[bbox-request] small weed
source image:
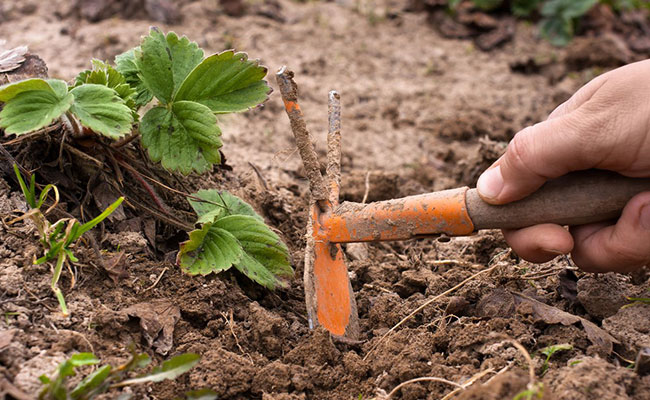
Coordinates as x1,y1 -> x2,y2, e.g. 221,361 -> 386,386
11,164 -> 122,316
38,350 -> 212,400
539,343 -> 573,376
513,382 -> 544,400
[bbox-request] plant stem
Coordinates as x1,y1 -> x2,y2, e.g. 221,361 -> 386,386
51,251 -> 69,317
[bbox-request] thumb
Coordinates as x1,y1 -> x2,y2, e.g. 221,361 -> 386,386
570,192 -> 650,273
477,112 -> 597,204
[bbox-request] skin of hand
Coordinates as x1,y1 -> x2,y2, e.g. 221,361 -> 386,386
476,59 -> 650,273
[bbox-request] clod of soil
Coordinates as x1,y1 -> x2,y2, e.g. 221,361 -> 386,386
577,273 -> 627,319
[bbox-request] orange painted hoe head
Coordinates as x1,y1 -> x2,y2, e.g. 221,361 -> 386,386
276,67 -> 650,340
276,67 -> 474,339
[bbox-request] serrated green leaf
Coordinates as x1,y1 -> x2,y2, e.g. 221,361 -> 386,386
539,16 -> 573,46
135,28 -> 204,104
542,0 -> 597,19
215,215 -> 292,288
115,48 -> 154,108
140,101 -> 222,174
0,80 -> 73,135
75,59 -> 138,111
70,364 -> 111,398
174,50 -> 270,113
189,189 -> 262,224
47,79 -> 69,99
118,353 -> 200,386
69,84 -> 133,139
0,78 -> 53,102
178,222 -> 244,275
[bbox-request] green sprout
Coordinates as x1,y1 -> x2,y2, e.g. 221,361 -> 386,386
11,164 -> 122,316
38,350 -> 211,400
539,343 -> 573,376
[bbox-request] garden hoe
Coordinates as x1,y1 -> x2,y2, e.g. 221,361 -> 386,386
276,67 -> 650,340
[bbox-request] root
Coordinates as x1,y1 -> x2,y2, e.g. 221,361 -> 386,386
364,251 -> 510,361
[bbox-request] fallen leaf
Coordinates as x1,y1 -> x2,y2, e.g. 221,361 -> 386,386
103,250 -> 129,284
123,299 -> 180,355
0,377 -> 32,400
512,292 -> 618,354
0,329 -> 16,350
0,41 -> 28,73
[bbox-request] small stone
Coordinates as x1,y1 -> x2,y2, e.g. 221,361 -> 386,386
346,243 -> 368,261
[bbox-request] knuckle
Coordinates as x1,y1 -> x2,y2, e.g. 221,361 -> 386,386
505,128 -> 538,176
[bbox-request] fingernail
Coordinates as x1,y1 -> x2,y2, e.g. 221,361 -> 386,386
640,203 -> 650,230
477,165 -> 504,200
541,248 -> 567,256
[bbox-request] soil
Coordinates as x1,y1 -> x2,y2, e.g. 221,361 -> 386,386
1,1 -> 650,399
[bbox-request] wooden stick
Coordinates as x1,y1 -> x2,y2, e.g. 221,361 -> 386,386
275,66 -> 329,203
327,90 -> 341,206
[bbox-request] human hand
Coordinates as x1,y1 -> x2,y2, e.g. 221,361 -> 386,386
476,59 -> 650,273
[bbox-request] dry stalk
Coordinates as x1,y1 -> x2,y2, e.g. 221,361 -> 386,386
362,170 -> 371,204
275,66 -> 329,204
327,90 -> 342,205
363,262 -> 500,361
142,267 -> 168,293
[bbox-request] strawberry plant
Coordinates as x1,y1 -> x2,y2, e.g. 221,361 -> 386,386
38,351 -> 212,400
450,0 -> 648,46
0,28 -> 293,291
179,190 -> 293,289
11,165 -> 123,316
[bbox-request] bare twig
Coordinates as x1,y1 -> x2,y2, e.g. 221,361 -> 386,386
2,123 -> 61,146
327,90 -> 342,205
364,263 -> 500,361
275,66 -> 329,204
362,170 -> 371,204
221,310 -> 253,363
439,367 -> 496,400
385,377 -> 463,399
111,131 -> 140,148
142,267 -> 168,293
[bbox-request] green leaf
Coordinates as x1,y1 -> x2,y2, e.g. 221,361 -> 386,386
539,16 -> 573,46
174,50 -> 271,113
0,79 -> 73,135
117,353 -> 200,386
511,0 -> 542,16
0,78 -> 54,102
69,84 -> 133,139
140,101 -> 222,174
178,222 -> 244,275
115,49 -> 154,108
135,28 -> 204,104
70,364 -> 111,398
215,215 -> 292,288
75,59 -> 138,118
472,0 -> 503,11
188,189 -> 262,224
65,197 -> 124,245
47,79 -> 69,99
542,0 -> 597,19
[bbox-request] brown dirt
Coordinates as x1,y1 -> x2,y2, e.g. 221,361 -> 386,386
1,1 -> 649,399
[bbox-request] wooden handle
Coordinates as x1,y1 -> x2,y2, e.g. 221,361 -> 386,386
466,170 -> 650,230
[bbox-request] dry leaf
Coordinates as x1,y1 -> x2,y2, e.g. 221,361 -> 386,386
123,299 -> 180,355
512,292 -> 618,354
0,329 -> 16,350
0,40 -> 28,73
